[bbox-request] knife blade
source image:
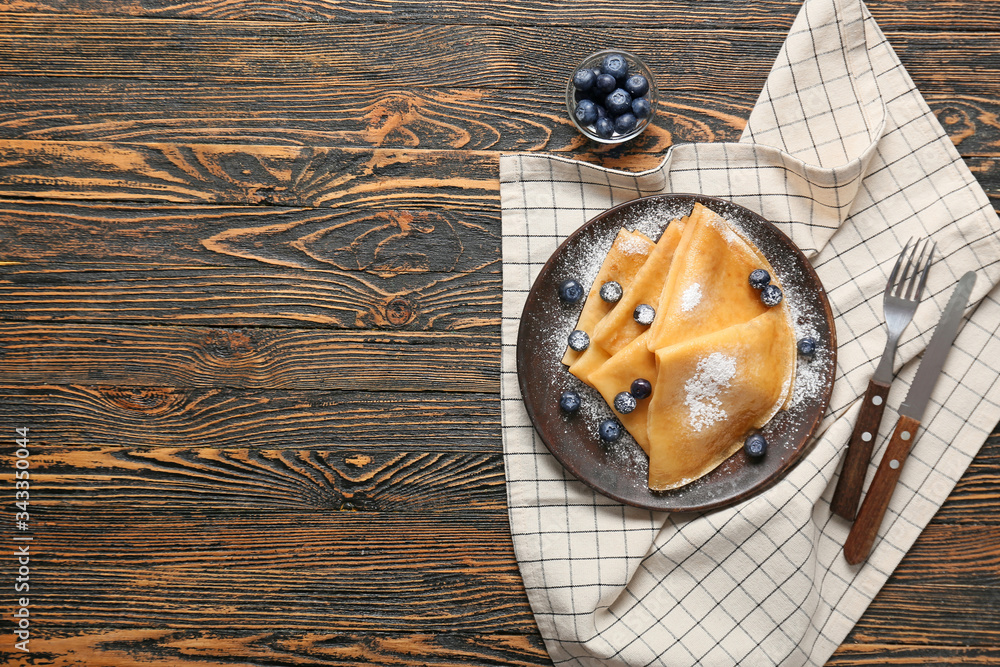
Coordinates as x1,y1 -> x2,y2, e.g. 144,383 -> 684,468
844,271 -> 976,564
897,271 -> 977,420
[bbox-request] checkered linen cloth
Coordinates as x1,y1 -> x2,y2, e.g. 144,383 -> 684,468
499,0 -> 1000,664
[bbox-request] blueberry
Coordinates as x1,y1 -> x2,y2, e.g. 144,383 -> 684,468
760,284 -> 783,307
614,112 -> 638,135
744,432 -> 767,458
599,419 -> 623,442
567,329 -> 590,352
559,279 -> 584,303
624,74 -> 649,97
797,337 -> 817,359
605,88 -> 633,116
559,390 -> 581,413
574,98 -> 599,125
573,68 -> 596,92
632,96 -> 652,120
594,73 -> 617,95
749,268 -> 771,290
614,391 -> 637,414
574,88 -> 593,104
633,303 -> 655,325
594,117 -> 615,138
600,53 -> 629,82
595,103 -> 608,120
600,280 -> 623,303
630,378 -> 652,400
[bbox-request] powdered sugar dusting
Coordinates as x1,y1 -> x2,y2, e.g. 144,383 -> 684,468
681,283 -> 702,312
617,233 -> 653,255
620,199 -> 691,241
684,353 -> 737,431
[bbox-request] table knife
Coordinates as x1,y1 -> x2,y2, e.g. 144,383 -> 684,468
844,271 -> 977,565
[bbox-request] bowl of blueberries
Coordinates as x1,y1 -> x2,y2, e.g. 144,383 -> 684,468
566,49 -> 657,143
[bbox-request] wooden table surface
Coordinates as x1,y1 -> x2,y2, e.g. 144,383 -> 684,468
2,1 -> 999,665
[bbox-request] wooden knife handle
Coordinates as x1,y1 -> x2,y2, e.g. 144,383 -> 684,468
830,379 -> 891,520
843,415 -> 921,565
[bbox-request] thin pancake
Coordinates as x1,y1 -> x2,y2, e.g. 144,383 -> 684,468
561,229 -> 655,367
590,215 -> 688,357
646,307 -> 796,491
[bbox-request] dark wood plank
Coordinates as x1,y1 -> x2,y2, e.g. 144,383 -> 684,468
0,143 -> 501,206
850,583 -> 1000,646
3,0 -> 1000,32
0,387 -> 499,451
0,264 -> 499,330
829,644 -> 1000,665
12,440 -> 998,519
0,324 -> 499,392
17,446 -> 505,512
3,80 -> 997,159
0,14 -> 998,93
21,509 -> 535,632
0,77 -> 744,152
0,199 -> 500,273
22,628 -> 551,667
5,505 -> 1000,641
891,522 -> 1000,586
934,437 -> 1000,524
0,143 -> 997,208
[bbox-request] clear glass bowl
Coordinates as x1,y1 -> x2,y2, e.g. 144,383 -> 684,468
565,49 -> 657,144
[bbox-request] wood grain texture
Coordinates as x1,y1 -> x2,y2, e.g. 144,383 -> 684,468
0,498 -> 996,639
4,1 -> 1000,31
2,80 -> 999,157
0,14 -> 998,92
0,77 -> 744,151
9,440 -> 999,518
0,264 -> 499,329
0,324 -> 499,391
829,645 -> 1000,665
15,511 -> 533,632
0,147 -> 997,210
0,386 -> 499,451
0,142 -> 501,205
17,628 -> 551,667
0,199 -> 500,270
12,446 -> 506,511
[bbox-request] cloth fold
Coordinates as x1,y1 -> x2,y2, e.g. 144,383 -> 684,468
499,0 -> 1000,664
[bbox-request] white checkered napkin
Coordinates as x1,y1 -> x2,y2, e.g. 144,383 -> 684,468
499,0 -> 1000,664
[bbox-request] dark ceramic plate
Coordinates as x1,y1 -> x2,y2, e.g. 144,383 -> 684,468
516,194 -> 837,512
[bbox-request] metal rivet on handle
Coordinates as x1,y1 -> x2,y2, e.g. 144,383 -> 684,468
889,459 -> 900,470
872,395 -> 883,406
861,432 -> 872,442
901,431 -> 911,441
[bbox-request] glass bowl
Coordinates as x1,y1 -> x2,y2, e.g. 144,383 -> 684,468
565,49 -> 657,144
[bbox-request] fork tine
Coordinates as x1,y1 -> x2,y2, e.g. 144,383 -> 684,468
902,238 -> 929,300
892,238 -> 919,298
912,240 -> 936,302
885,237 -> 914,299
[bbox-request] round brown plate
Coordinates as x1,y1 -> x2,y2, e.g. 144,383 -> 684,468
516,194 -> 837,512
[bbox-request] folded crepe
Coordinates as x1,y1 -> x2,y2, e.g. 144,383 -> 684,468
647,307 -> 795,490
561,229 -> 655,372
566,202 -> 796,490
590,215 -> 688,357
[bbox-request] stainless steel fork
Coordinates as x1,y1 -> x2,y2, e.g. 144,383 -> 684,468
831,237 -> 935,520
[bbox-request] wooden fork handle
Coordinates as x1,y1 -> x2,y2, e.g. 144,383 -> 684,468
843,415 -> 921,565
830,379 -> 891,520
